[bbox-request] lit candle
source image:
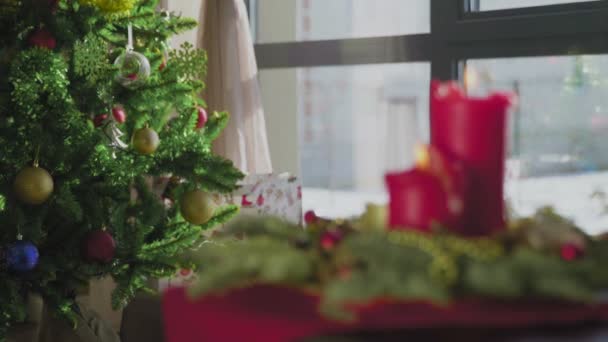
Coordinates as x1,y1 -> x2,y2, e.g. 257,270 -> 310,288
385,145 -> 466,232
385,168 -> 450,232
430,81 -> 513,235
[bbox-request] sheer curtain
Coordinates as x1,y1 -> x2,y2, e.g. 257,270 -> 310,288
198,0 -> 273,174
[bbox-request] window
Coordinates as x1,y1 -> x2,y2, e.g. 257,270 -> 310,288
253,0 -> 608,232
253,0 -> 429,43
473,0 -> 599,11
467,56 -> 608,233
260,64 -> 429,217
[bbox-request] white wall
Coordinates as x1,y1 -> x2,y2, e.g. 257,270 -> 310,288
256,1 -> 300,175
163,0 -> 202,48
259,69 -> 300,175
164,0 -> 300,175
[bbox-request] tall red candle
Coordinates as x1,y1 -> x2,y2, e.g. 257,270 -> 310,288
430,81 -> 513,235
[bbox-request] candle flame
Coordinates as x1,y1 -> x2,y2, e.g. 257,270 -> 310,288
415,144 -> 430,170
464,65 -> 478,92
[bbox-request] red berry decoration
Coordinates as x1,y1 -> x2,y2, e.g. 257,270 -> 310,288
320,229 -> 344,251
195,106 -> 208,130
179,268 -> 193,277
93,114 -> 108,127
112,107 -> 127,124
83,230 -> 116,263
304,210 -> 318,225
560,243 -> 584,261
28,28 -> 56,50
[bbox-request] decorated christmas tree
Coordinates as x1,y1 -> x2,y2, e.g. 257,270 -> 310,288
0,0 -> 243,338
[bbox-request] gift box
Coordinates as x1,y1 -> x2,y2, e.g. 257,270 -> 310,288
160,173 -> 303,290
218,173 -> 302,225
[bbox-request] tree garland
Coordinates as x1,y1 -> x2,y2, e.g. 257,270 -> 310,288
78,0 -> 136,14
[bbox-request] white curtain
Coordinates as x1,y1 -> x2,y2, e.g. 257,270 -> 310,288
198,0 -> 273,174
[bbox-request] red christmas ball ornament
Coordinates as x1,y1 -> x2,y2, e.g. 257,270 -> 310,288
195,107 -> 208,130
112,107 -> 127,124
304,210 -> 318,225
28,28 -> 56,50
560,243 -> 584,261
83,230 -> 116,263
93,114 -> 108,127
320,229 -> 344,251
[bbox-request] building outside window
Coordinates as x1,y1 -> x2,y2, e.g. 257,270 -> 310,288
252,0 -> 608,234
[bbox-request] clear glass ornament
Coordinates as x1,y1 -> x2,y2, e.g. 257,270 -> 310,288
114,49 -> 151,88
114,22 -> 151,88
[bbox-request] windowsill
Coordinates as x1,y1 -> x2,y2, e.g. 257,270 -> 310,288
302,170 -> 608,235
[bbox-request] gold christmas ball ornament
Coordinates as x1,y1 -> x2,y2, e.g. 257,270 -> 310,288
14,166 -> 54,205
180,190 -> 215,225
132,127 -> 160,155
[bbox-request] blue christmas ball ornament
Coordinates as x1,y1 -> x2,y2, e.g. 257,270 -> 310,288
7,241 -> 39,272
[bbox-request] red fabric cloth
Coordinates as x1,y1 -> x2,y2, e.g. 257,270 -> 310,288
163,285 -> 608,342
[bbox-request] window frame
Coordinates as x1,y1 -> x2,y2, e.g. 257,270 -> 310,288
251,0 -> 608,80
250,0 -> 608,218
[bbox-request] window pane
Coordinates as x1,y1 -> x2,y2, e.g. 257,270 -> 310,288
477,0 -> 598,11
254,0 -> 429,43
259,63 -> 430,218
466,55 -> 608,234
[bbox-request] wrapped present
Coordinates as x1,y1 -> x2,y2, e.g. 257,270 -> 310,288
218,173 -> 302,225
160,173 -> 303,290
153,173 -> 302,228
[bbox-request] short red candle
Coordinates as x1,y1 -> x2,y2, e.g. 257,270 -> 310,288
385,169 -> 452,232
430,81 -> 512,235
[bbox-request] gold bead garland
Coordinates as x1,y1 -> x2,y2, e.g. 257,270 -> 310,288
437,235 -> 504,261
387,231 -> 504,287
388,231 -> 458,286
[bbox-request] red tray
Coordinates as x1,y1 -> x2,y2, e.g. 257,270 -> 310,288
163,285 -> 608,342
